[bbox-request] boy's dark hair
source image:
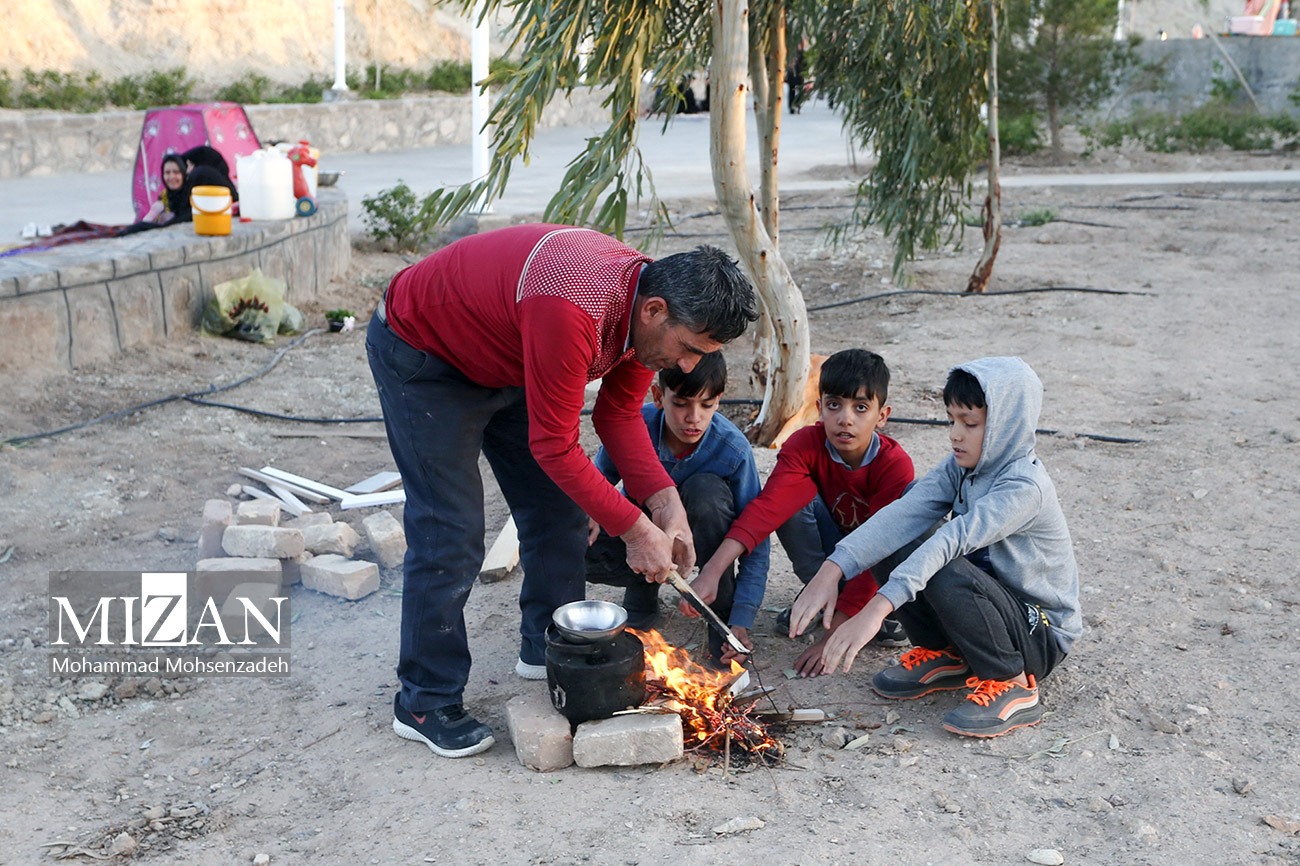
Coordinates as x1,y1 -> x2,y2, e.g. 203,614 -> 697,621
943,368 -> 987,409
659,351 -> 727,399
819,349 -> 890,405
639,246 -> 759,343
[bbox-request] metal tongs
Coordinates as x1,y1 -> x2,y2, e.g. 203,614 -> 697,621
665,570 -> 751,657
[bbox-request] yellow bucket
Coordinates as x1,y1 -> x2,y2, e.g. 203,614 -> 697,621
191,185 -> 233,236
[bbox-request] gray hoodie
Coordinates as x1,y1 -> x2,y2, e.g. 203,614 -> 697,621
828,357 -> 1081,653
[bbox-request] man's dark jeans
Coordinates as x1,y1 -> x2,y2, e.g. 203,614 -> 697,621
367,315 -> 587,712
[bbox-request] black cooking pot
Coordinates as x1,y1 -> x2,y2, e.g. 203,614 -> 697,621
545,625 -> 646,725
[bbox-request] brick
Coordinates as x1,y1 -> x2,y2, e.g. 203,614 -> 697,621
300,554 -> 378,600
361,511 -> 406,569
158,264 -> 203,335
198,499 -> 233,559
56,257 -> 116,288
505,692 -> 574,772
221,525 -> 304,559
302,522 -> 360,556
288,512 -> 333,528
572,713 -> 684,768
236,500 -> 282,527
0,291 -> 69,372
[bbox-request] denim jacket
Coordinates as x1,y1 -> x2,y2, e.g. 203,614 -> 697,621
594,405 -> 771,629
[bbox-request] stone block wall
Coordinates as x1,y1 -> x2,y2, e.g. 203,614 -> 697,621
0,190 -> 349,374
0,88 -> 611,179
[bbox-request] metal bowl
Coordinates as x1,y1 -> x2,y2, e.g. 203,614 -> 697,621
317,170 -> 343,187
552,600 -> 628,644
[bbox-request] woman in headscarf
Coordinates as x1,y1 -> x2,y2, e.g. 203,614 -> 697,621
117,154 -> 192,236
143,154 -> 189,224
181,145 -> 239,203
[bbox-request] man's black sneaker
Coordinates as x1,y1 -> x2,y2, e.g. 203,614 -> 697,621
392,694 -> 494,758
871,616 -> 910,648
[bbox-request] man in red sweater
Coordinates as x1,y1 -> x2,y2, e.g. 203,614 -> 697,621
368,224 -> 758,758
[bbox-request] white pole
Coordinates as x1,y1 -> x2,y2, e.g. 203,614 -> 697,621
471,0 -> 491,198
332,0 -> 350,92
1115,0 -> 1126,41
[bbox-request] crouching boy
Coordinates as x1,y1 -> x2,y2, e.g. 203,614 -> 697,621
585,352 -> 769,667
791,357 -> 1081,738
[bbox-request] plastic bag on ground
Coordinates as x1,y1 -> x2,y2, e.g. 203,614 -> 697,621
201,269 -> 288,344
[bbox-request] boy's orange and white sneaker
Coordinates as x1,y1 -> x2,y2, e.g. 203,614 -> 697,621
942,675 -> 1042,738
870,647 -> 970,700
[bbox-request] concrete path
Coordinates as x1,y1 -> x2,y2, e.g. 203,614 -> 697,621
3,100 -> 1296,239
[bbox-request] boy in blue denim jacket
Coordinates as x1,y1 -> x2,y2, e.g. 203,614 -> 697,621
586,352 -> 768,666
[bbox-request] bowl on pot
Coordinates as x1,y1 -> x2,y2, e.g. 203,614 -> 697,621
317,170 -> 344,187
552,600 -> 628,644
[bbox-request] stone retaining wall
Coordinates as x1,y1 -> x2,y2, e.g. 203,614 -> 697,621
0,190 -> 349,374
0,89 -> 610,179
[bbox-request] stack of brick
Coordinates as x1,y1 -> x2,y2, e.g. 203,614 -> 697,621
503,692 -> 684,771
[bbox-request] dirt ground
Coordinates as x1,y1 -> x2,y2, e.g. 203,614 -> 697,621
1,149 -> 1299,866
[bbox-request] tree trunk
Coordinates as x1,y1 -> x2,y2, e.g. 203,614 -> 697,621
711,0 -> 809,445
967,0 -> 1002,295
746,1 -> 787,407
1047,28 -> 1063,164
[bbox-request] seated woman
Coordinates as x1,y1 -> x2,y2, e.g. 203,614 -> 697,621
117,154 -> 191,235
181,145 -> 239,203
143,155 -> 189,224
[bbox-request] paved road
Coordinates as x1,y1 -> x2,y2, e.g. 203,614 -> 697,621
3,100 -> 1296,238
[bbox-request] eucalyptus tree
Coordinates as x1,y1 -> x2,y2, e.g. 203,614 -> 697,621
419,0 -> 997,439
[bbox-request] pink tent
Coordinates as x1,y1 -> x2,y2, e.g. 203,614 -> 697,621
130,102 -> 261,220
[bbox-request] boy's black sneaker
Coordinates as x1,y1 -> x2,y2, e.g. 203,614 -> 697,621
392,694 -> 494,758
871,616 -> 910,648
942,675 -> 1042,738
871,647 -> 970,700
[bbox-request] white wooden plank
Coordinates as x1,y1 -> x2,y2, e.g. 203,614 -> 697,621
344,471 -> 403,495
478,516 -> 519,582
238,467 -> 330,503
266,482 -> 313,516
259,466 -> 350,501
339,489 -> 407,510
240,485 -> 307,517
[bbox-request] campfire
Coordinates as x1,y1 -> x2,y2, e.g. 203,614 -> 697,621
630,628 -> 783,762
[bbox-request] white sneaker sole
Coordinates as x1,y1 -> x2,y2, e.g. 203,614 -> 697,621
393,717 -> 495,758
515,658 -> 547,681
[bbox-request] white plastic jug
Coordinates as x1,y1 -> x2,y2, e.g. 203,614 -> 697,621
236,149 -> 296,220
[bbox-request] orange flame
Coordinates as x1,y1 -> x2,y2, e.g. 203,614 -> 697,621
631,628 -> 780,757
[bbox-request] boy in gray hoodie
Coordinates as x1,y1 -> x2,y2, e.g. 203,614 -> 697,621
789,357 -> 1080,737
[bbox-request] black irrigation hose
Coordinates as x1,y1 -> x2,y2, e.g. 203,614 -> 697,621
3,329 -> 333,447
182,397 -> 383,425
717,398 -> 1142,444
806,285 -> 1153,313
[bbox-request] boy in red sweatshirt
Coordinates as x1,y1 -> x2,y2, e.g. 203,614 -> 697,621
689,349 -> 914,674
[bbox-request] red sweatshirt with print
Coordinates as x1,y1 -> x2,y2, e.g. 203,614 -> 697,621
726,424 -> 914,615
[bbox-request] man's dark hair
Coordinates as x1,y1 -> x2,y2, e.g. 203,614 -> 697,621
943,368 -> 986,409
659,351 -> 727,398
819,349 -> 890,405
639,246 -> 759,343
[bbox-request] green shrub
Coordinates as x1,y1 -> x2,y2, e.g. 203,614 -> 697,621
215,72 -> 276,105
426,60 -> 473,93
17,69 -> 106,112
1018,208 -> 1056,227
134,67 -> 194,108
361,182 -> 437,249
0,71 -> 13,108
1088,105 -> 1298,153
1000,112 -> 1044,156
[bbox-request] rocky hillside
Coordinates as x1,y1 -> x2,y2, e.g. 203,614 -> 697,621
2,0 -> 479,85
